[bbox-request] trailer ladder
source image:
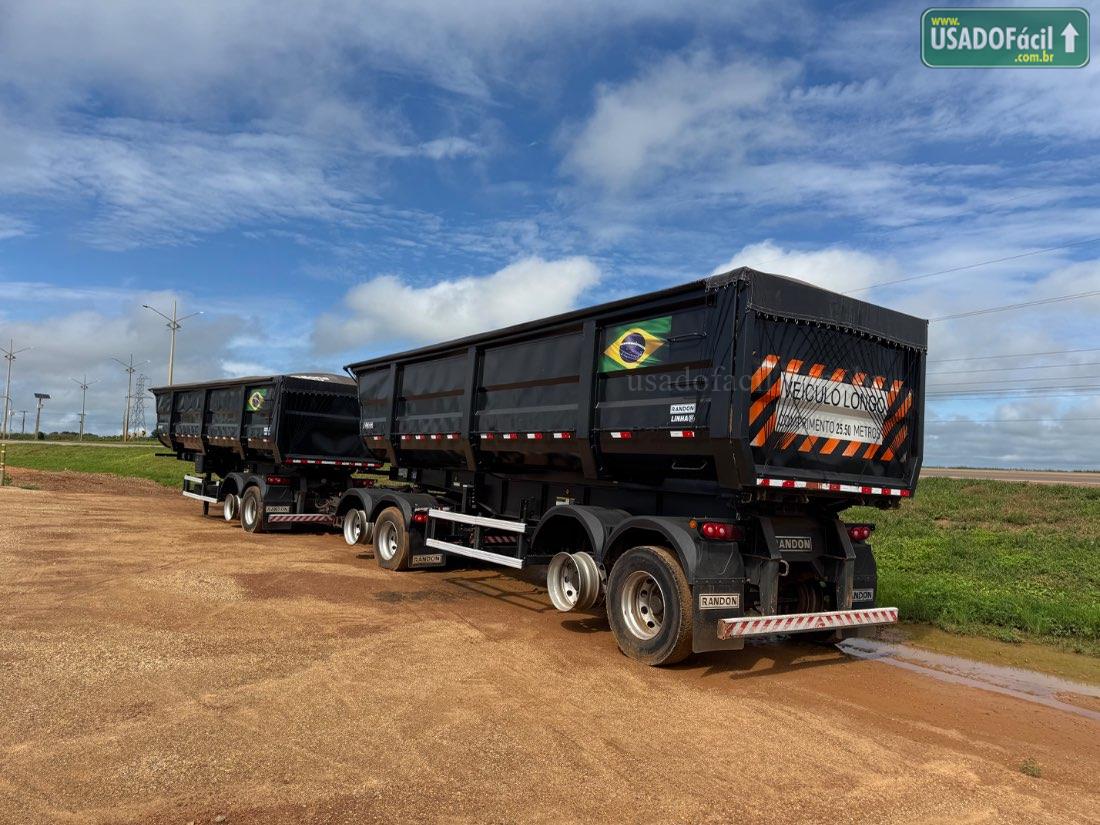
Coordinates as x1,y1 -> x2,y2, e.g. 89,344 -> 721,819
425,509 -> 528,569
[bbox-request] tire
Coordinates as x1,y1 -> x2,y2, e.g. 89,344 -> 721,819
240,486 -> 265,534
606,545 -> 693,666
222,493 -> 239,523
343,508 -> 370,547
372,506 -> 410,570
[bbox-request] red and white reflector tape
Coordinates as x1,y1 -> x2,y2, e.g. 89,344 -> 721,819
266,514 -> 335,525
285,458 -> 378,467
756,477 -> 909,497
609,431 -> 632,440
670,430 -> 695,438
717,607 -> 898,640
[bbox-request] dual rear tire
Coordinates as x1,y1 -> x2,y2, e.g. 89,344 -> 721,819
240,486 -> 264,533
606,545 -> 693,667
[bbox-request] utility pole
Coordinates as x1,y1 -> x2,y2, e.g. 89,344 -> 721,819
16,410 -> 27,434
0,339 -> 31,487
71,376 -> 98,441
1,339 -> 31,439
112,355 -> 148,440
143,299 -> 201,385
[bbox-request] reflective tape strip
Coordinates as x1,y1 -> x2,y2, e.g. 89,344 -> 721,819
755,477 -> 907,497
717,607 -> 898,640
266,514 -> 335,524
610,431 -> 631,439
670,430 -> 695,438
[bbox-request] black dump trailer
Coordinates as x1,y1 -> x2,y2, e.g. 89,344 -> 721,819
339,267 -> 927,665
152,373 -> 378,532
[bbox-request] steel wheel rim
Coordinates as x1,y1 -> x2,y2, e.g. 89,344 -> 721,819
619,570 -> 664,640
244,496 -> 257,525
377,520 -> 399,560
223,495 -> 236,521
343,511 -> 361,545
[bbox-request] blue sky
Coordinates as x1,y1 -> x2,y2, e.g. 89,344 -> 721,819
0,0 -> 1098,467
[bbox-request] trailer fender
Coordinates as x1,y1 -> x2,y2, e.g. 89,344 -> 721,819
529,505 -> 629,557
603,517 -> 701,583
218,472 -> 248,502
336,488 -> 377,518
368,491 -> 439,526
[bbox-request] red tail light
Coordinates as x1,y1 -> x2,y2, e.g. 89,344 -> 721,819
698,522 -> 744,541
847,524 -> 873,542
265,475 -> 291,485
411,511 -> 428,524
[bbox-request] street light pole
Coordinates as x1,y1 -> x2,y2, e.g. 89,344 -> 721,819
142,300 -> 201,386
71,375 -> 98,441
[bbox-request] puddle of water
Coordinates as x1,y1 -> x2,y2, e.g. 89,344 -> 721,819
838,637 -> 1100,722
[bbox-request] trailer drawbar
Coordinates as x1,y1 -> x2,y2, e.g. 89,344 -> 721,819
153,266 -> 927,666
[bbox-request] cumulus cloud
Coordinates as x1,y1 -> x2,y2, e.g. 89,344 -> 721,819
313,255 -> 601,352
711,240 -> 902,294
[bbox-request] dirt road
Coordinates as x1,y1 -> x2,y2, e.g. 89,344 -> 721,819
922,466 -> 1100,487
2,470 -> 1098,824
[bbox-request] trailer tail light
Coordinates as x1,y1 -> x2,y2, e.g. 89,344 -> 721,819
847,524 -> 874,542
411,511 -> 429,525
265,475 -> 291,485
900,489 -> 912,497
697,522 -> 743,542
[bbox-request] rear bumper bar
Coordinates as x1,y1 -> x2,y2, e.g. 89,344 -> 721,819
717,607 -> 898,640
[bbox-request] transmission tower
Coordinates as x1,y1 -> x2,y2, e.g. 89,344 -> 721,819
131,374 -> 149,437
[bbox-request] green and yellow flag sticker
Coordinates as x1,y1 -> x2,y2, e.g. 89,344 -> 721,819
600,316 -> 671,371
246,388 -> 268,412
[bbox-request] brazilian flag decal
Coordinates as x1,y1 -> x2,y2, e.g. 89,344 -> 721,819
246,388 -> 269,412
600,316 -> 671,371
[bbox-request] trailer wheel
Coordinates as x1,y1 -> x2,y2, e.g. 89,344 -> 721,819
372,507 -> 410,571
240,487 -> 265,534
606,545 -> 692,666
343,508 -> 370,547
222,494 -> 239,523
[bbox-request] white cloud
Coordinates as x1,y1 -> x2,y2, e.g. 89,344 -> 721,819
711,240 -> 901,294
563,52 -> 795,191
313,255 -> 601,351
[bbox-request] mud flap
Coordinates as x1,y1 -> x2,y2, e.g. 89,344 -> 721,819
692,579 -> 747,652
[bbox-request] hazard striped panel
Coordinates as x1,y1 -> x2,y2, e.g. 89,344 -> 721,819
717,607 -> 898,640
747,353 -> 913,465
266,514 -> 336,525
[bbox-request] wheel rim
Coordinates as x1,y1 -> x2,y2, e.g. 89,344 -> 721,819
377,520 -> 399,561
619,570 -> 665,640
244,495 -> 257,526
343,511 -> 362,545
223,495 -> 237,521
547,553 -> 581,610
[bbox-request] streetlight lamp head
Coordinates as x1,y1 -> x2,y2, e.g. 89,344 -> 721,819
34,393 -> 50,400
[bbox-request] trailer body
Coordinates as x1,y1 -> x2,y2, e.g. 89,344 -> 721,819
152,374 -> 378,530
340,267 -> 927,663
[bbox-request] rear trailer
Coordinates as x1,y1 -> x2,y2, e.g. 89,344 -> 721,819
341,267 -> 926,665
152,373 -> 379,533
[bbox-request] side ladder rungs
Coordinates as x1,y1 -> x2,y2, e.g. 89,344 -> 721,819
425,538 -> 525,569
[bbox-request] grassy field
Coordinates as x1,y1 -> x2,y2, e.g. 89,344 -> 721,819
1,442 -> 183,488
851,478 -> 1100,655
2,444 -> 1097,653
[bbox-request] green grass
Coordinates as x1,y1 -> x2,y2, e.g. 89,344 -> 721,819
0,442 -> 183,487
851,477 -> 1100,653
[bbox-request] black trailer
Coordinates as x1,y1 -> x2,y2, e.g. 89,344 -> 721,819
152,373 -> 379,533
339,267 -> 926,665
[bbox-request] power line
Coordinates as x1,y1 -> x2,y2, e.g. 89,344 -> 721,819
846,235 -> 1100,295
929,417 -> 1100,424
929,374 -> 1100,387
931,289 -> 1100,322
929,361 -> 1100,376
928,390 -> 1100,399
929,347 -> 1100,364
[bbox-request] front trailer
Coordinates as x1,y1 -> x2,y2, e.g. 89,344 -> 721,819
339,267 -> 928,665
